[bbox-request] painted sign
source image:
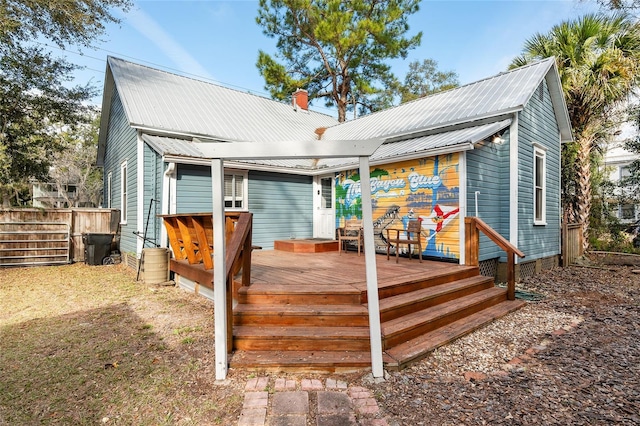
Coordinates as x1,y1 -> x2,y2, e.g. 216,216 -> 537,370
335,154 -> 460,260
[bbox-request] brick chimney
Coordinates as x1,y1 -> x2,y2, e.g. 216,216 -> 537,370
292,89 -> 308,111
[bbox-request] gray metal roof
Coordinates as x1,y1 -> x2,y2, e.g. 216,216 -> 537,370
106,56 -> 337,142
146,119 -> 510,173
322,57 -> 571,143
98,56 -> 571,170
142,134 -> 204,158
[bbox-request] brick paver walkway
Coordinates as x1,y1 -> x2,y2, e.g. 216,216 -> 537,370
237,377 -> 388,426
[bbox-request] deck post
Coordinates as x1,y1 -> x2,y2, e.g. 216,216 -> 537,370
211,158 -> 228,381
359,156 -> 384,378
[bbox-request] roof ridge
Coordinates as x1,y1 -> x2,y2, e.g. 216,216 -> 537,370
107,56 -> 335,119
323,56 -> 556,131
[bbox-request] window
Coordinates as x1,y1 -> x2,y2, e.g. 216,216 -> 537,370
620,165 -> 631,179
621,204 -> 636,220
533,145 -> 546,225
107,172 -> 112,208
224,172 -> 247,210
320,177 -> 332,208
120,161 -> 127,223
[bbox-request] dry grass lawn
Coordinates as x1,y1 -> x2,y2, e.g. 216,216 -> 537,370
0,263 -> 245,425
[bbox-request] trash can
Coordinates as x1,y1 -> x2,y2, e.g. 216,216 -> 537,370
83,233 -> 113,265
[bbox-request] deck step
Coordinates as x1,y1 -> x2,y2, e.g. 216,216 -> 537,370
237,283 -> 361,305
233,325 -> 371,351
376,275 -> 495,322
385,299 -> 527,370
381,287 -> 508,348
229,350 -> 391,372
375,265 -> 480,299
233,303 -> 369,326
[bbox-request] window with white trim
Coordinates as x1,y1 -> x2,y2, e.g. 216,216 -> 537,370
107,172 -> 112,208
620,165 -> 631,179
224,171 -> 247,210
533,146 -> 546,225
120,161 -> 128,223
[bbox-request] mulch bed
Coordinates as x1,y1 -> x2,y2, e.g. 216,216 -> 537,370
370,257 -> 640,425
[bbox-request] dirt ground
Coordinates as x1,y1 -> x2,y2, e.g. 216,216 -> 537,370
1,256 -> 638,425
371,256 -> 640,425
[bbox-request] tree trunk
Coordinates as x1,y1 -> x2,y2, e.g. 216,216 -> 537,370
337,102 -> 346,122
574,135 -> 594,251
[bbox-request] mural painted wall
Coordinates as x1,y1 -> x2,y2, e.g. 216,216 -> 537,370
335,154 -> 460,260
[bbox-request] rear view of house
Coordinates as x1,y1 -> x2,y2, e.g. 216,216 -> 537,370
98,56 -> 570,282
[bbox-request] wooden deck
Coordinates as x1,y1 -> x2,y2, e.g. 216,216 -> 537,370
171,249 -> 526,373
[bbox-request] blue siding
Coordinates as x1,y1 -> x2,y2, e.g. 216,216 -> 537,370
517,79 -> 561,259
173,167 -> 313,250
102,88 -> 138,255
176,164 -> 213,212
142,144 -> 163,248
466,133 -> 511,261
249,171 -> 313,249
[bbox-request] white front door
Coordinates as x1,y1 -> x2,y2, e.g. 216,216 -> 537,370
314,175 -> 335,239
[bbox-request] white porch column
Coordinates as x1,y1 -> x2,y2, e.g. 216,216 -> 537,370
359,156 -> 384,378
211,158 -> 228,380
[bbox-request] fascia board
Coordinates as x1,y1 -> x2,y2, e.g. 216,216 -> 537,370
382,111 -> 519,143
192,139 -> 384,159
96,61 -> 115,167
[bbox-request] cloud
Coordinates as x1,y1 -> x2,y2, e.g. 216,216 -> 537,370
122,5 -> 215,80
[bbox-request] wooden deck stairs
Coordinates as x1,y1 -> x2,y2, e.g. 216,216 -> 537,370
230,259 -> 526,372
160,213 -> 526,373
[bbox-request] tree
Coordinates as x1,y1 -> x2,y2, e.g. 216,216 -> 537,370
594,0 -> 640,12
399,59 -> 459,103
50,115 -> 103,207
511,13 -> 640,248
0,48 -> 95,206
256,0 -> 422,122
0,0 -> 130,206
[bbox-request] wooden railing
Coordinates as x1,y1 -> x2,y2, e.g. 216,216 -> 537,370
465,217 -> 525,300
159,212 -> 249,270
159,212 -> 255,351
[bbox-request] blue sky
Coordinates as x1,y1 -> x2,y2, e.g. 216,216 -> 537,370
59,0 -> 600,115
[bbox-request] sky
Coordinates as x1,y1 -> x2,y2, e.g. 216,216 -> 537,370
56,0 -> 602,117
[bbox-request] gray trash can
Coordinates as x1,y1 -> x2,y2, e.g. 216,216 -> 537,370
83,233 -> 113,265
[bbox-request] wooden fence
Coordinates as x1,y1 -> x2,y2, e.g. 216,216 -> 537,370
562,221 -> 584,267
0,208 -> 120,264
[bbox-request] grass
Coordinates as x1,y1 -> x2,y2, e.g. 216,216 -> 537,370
0,263 -> 245,425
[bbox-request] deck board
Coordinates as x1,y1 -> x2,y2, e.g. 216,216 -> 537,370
242,250 -> 472,290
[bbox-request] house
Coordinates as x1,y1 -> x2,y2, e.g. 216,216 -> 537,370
31,181 -> 78,208
604,141 -> 640,223
98,55 -> 571,282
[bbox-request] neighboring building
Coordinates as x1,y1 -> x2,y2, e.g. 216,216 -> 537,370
31,181 -> 78,208
604,142 -> 640,223
98,56 -> 571,280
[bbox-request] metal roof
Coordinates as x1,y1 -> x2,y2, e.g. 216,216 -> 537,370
98,56 -> 571,169
106,56 -> 338,142
142,134 -> 204,158
146,119 -> 510,173
322,57 -> 571,143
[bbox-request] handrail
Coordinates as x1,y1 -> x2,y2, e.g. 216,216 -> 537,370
465,217 -> 525,300
160,211 -> 253,354
222,212 -> 253,352
225,212 -> 253,285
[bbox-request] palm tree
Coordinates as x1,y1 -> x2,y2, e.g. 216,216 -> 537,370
511,13 -> 640,249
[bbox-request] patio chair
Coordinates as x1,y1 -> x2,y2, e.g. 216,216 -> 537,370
386,219 -> 423,263
338,219 -> 363,255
